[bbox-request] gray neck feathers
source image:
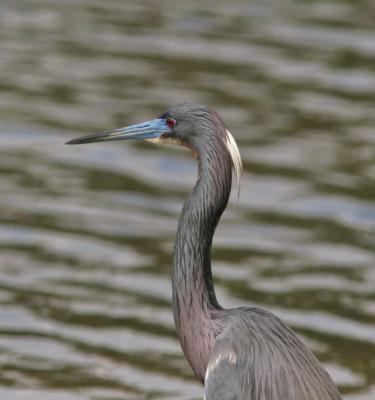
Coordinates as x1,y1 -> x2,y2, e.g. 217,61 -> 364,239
172,131 -> 232,380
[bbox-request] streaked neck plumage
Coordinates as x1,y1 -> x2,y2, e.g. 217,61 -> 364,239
172,133 -> 232,381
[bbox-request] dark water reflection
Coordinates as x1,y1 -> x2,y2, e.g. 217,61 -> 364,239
0,1 -> 375,399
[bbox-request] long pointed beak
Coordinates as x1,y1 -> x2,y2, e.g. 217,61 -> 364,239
65,119 -> 169,145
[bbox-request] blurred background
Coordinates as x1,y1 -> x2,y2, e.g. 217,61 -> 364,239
0,0 -> 375,399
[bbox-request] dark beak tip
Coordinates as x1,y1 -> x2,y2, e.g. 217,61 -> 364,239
65,134 -> 99,145
65,138 -> 82,145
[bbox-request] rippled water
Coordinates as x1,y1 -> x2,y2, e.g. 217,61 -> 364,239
0,1 -> 375,399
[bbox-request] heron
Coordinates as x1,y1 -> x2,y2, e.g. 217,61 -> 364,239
66,103 -> 342,400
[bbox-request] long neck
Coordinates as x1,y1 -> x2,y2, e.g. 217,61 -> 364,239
172,140 -> 232,381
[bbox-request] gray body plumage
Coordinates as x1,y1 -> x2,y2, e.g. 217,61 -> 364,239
67,103 -> 342,400
205,309 -> 340,400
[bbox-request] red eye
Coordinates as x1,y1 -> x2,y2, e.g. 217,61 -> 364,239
167,118 -> 176,129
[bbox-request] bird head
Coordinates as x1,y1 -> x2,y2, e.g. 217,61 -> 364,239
66,103 -> 242,190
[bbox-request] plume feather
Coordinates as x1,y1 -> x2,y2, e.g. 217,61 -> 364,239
225,129 -> 242,197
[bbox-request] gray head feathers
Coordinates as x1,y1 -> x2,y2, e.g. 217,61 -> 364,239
160,103 -> 243,198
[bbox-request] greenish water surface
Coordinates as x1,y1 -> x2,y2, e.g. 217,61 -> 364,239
0,1 -> 374,399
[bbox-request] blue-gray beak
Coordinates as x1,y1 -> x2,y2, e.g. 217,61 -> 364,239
65,119 -> 170,145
